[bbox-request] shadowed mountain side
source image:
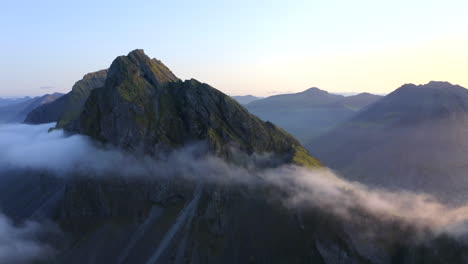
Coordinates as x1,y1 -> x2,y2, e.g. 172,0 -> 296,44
24,95 -> 69,124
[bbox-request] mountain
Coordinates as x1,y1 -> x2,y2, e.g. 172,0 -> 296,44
2,52 -> 464,264
24,70 -> 108,125
62,49 -> 319,167
0,96 -> 31,107
246,88 -> 382,143
307,81 -> 468,202
232,95 -> 262,105
0,93 -> 64,123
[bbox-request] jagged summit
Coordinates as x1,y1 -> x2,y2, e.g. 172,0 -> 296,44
59,50 -> 320,167
107,49 -> 179,89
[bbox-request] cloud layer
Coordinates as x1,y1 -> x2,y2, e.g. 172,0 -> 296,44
0,213 -> 53,263
1,122 -> 468,250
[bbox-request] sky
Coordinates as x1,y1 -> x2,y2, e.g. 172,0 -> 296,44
1,0 -> 468,97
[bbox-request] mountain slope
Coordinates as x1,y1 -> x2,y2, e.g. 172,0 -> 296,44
0,93 -> 64,123
246,89 -> 382,143
307,81 -> 468,202
64,49 -> 319,167
24,70 -> 108,125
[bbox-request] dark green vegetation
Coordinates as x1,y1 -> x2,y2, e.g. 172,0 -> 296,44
308,81 -> 468,202
62,49 -> 320,167
0,93 -> 63,123
246,88 -> 382,143
25,70 -> 108,125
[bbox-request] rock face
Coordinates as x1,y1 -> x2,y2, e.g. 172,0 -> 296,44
64,49 -> 319,167
245,88 -> 382,143
25,70 -> 108,125
307,81 -> 468,202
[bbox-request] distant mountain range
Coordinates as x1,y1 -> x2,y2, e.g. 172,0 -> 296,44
246,88 -> 382,143
308,81 -> 468,202
0,96 -> 32,107
231,95 -> 262,105
0,93 -> 64,123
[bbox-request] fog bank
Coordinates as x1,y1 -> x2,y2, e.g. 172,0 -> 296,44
1,123 -> 468,240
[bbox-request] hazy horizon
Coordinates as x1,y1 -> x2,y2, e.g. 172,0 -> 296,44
2,0 -> 468,97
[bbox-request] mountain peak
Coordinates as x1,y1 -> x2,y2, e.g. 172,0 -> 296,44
61,50 -> 320,168
107,49 -> 179,90
301,87 -> 329,95
127,48 -> 146,56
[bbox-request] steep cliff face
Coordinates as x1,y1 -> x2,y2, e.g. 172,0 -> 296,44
65,49 -> 319,167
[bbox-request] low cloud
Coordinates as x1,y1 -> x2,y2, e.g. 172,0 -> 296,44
0,213 -> 53,263
1,123 -> 468,241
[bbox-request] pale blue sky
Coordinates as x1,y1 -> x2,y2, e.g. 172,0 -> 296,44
2,0 -> 468,96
